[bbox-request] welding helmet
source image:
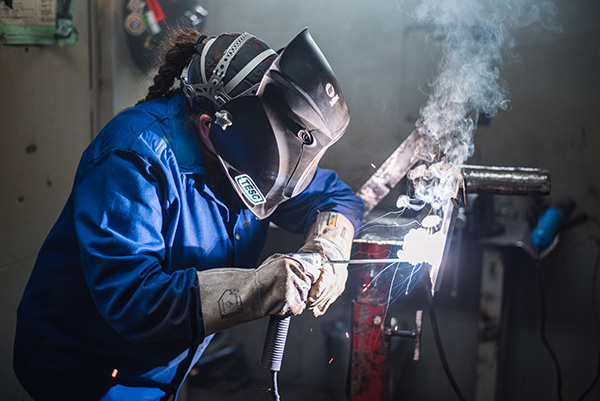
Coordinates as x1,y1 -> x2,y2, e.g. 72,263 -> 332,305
180,28 -> 350,219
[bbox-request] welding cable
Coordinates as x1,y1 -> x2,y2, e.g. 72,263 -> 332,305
532,215 -> 600,401
533,254 -> 565,401
270,371 -> 281,401
421,277 -> 467,401
576,219 -> 600,401
261,315 -> 290,401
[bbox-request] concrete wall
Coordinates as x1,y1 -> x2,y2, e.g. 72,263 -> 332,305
0,1 -> 94,399
1,0 -> 599,400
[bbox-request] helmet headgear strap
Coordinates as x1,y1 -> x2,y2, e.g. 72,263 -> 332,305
181,32 -> 276,110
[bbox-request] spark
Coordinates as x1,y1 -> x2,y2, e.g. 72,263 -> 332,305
328,358 -> 334,364
345,332 -> 349,338
405,263 -> 419,295
370,163 -> 377,169
111,369 -> 118,378
354,210 -> 419,237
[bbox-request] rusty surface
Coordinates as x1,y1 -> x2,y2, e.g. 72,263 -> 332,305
350,301 -> 390,401
356,130 -> 423,216
354,242 -> 395,305
349,241 -> 395,401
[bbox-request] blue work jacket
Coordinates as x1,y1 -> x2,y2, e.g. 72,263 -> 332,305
13,90 -> 364,401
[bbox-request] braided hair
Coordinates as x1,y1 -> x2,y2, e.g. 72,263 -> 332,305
137,27 -> 206,105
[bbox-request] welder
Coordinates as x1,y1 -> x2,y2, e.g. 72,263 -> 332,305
13,27 -> 363,400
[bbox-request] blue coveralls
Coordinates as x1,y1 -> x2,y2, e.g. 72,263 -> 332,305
13,90 -> 364,401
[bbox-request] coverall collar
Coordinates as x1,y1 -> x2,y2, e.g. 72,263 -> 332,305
166,90 -> 205,175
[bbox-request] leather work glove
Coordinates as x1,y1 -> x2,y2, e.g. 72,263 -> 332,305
298,211 -> 355,317
197,253 -> 322,335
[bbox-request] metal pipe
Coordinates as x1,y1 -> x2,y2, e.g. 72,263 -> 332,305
462,165 -> 551,195
355,129 -> 550,216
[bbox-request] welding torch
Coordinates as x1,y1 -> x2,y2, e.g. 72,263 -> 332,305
260,253 -> 398,400
260,202 -> 454,400
260,253 -> 322,401
260,253 -> 406,393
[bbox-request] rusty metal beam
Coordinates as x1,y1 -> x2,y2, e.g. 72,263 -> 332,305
350,241 -> 395,401
355,130 -> 551,218
356,130 -> 423,216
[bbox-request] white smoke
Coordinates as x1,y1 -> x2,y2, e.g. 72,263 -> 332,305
407,0 -> 562,209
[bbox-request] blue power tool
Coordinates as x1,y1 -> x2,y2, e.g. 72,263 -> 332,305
531,207 -> 565,250
530,200 -> 575,257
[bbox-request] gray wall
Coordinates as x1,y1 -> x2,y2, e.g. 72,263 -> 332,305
0,1 -> 94,399
1,0 -> 599,400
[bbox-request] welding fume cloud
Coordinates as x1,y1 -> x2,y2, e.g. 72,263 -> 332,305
390,0 -> 561,279
406,0 -> 562,210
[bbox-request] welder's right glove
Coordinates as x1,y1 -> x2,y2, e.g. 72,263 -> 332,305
197,253 -> 321,335
298,211 -> 355,317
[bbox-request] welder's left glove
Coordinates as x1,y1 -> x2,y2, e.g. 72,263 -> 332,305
297,211 -> 355,316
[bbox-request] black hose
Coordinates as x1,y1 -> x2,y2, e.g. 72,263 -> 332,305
422,278 -> 468,401
533,254 -> 565,401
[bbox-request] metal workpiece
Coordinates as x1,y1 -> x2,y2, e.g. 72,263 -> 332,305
349,239 -> 407,401
349,236 -> 429,400
330,258 -> 406,265
430,198 -> 459,294
353,242 -> 398,305
356,130 -> 423,216
355,128 -> 550,217
350,301 -> 390,401
462,165 -> 551,196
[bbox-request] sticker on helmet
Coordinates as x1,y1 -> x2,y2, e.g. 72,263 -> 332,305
235,174 -> 266,205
